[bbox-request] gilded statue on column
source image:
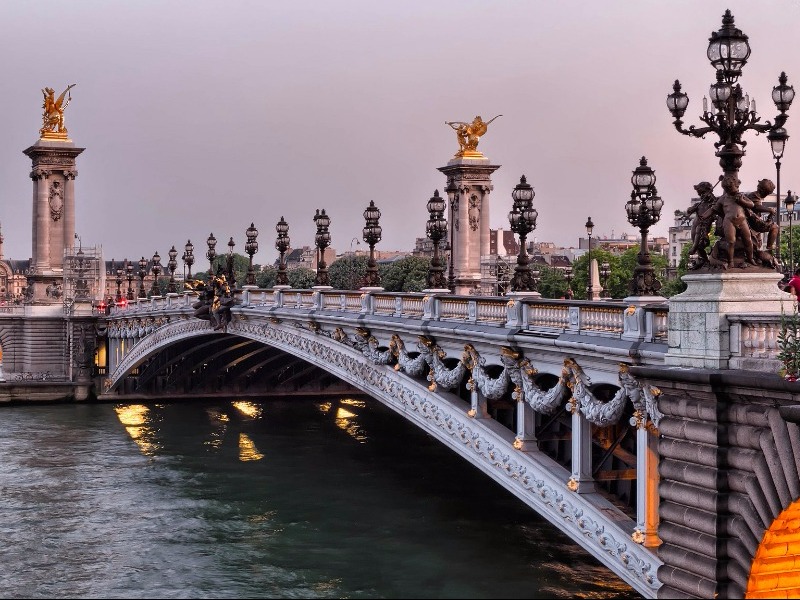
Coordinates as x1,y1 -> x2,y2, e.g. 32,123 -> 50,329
445,114 -> 502,158
39,84 -> 76,140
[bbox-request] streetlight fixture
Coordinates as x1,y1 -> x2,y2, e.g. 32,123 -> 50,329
625,157 -> 664,297
137,256 -> 148,298
226,237 -> 237,288
600,261 -> 611,299
425,190 -> 448,290
768,127 -> 789,265
666,10 -> 794,178
206,233 -> 217,274
585,217 -> 595,299
183,240 -> 194,282
167,246 -> 178,293
787,190 -> 797,273
564,266 -> 573,299
275,217 -> 290,287
125,260 -> 135,301
313,209 -> 332,287
114,263 -> 124,305
362,200 -> 382,288
507,175 -> 539,293
245,223 -> 259,286
445,177 -> 458,292
150,251 -> 162,296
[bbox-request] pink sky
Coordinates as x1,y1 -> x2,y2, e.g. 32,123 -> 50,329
0,0 -> 798,263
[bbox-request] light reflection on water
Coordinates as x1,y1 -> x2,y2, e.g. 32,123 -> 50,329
0,398 -> 640,599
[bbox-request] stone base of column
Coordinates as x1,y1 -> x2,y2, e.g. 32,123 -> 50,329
666,271 -> 791,369
25,274 -> 65,305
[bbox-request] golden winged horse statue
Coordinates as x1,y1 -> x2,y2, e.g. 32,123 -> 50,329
40,84 -> 76,139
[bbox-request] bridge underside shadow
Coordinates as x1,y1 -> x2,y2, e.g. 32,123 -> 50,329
114,333 -> 360,399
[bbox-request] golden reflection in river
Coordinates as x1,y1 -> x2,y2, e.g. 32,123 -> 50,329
239,433 -> 264,461
205,408 -> 229,450
334,398 -> 368,444
114,404 -> 161,456
231,400 -> 262,419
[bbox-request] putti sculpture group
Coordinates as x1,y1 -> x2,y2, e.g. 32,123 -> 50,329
679,174 -> 781,271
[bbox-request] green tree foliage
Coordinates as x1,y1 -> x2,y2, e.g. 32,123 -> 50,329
329,255 -> 370,290
379,257 -> 430,292
536,264 -> 571,299
194,253 -> 251,287
288,267 -> 316,289
256,266 -> 277,289
660,244 -> 691,297
615,247 -> 668,298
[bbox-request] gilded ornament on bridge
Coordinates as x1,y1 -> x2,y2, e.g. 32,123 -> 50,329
39,84 -> 76,140
444,115 -> 501,158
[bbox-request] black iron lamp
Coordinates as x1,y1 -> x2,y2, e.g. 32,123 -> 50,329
183,240 -> 194,282
787,190 -> 797,274
425,190 -> 448,290
586,217 -> 595,299
362,201 -> 382,288
444,177 -> 458,292
125,260 -> 135,301
508,175 -> 539,292
167,246 -> 178,293
275,217 -> 290,287
625,157 -> 664,297
667,10 -> 794,177
313,209 -> 332,286
206,233 -> 217,273
150,251 -> 162,296
245,223 -> 259,286
138,256 -> 148,298
600,261 -> 611,298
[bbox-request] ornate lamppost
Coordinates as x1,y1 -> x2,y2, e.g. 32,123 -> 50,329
226,237 -> 237,288
313,209 -> 331,287
768,127 -> 789,263
244,223 -> 259,286
425,190 -> 448,290
445,177 -> 458,292
508,175 -> 539,293
626,157 -> 664,297
600,261 -> 611,299
183,240 -> 194,282
787,190 -> 797,273
362,201 -> 382,288
564,266 -> 573,298
114,264 -> 124,305
150,251 -> 162,296
275,216 -> 290,287
206,233 -> 217,274
167,246 -> 178,293
125,260 -> 135,301
586,217 -> 595,300
138,256 -> 148,298
666,10 -> 794,178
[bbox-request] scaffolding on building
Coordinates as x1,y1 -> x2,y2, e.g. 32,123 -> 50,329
63,245 -> 103,308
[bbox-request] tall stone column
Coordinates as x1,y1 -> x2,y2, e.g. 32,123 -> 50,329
438,158 -> 499,295
23,139 -> 84,304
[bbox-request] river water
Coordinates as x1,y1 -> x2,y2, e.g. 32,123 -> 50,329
0,396 -> 638,599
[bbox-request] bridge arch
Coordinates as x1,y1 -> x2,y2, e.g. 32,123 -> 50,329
105,314 -> 661,597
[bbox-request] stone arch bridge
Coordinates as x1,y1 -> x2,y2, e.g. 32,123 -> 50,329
11,286 -> 800,599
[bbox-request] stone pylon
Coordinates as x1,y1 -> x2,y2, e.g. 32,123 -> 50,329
23,138 -> 84,304
438,156 -> 500,295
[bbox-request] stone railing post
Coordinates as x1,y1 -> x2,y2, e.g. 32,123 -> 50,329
633,416 -> 660,547
568,398 -> 595,493
505,298 -> 523,328
514,395 -> 537,450
273,289 -> 284,308
360,291 -> 373,315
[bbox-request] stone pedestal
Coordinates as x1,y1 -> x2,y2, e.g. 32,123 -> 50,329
438,156 -> 500,296
23,138 -> 84,305
666,271 -> 792,369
